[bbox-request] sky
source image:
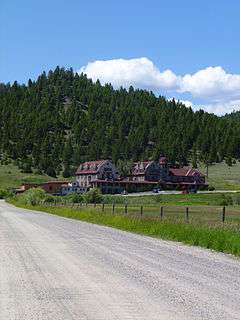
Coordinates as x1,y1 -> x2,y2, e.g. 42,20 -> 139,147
1,0 -> 240,115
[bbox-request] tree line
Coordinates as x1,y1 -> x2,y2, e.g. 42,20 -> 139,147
0,67 -> 239,177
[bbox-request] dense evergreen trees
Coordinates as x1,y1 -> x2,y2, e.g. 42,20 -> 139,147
0,67 -> 240,176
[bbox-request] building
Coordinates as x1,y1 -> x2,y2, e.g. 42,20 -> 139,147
79,158 -> 207,194
17,158 -> 207,196
61,181 -> 86,195
16,181 -> 68,195
128,158 -> 206,191
75,160 -> 119,191
129,157 -> 169,182
90,179 -> 158,194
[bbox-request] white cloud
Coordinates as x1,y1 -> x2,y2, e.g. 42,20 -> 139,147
79,57 -> 240,115
180,66 -> 240,102
79,57 -> 180,91
179,100 -> 194,108
200,100 -> 240,115
168,98 -> 240,115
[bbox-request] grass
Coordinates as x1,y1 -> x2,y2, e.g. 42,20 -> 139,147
199,161 -> 240,190
9,199 -> 240,257
99,203 -> 240,226
104,192 -> 240,206
0,163 -> 68,189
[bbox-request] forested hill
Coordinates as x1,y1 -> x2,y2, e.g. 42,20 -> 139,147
0,67 -> 240,177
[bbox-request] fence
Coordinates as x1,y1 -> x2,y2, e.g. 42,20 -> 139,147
42,200 -> 240,226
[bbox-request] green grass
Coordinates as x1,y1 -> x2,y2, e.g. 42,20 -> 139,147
104,192 -> 240,206
199,161 -> 240,190
9,199 -> 240,257
0,163 -> 67,189
100,203 -> 240,226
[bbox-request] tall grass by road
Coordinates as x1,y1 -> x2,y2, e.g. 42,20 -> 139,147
9,198 -> 240,258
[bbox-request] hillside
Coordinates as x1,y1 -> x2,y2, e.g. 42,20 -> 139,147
0,163 -> 63,189
1,67 -> 240,178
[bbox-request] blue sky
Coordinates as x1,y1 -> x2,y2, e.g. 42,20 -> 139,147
1,0 -> 240,114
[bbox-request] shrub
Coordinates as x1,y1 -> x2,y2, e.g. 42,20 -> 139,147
103,195 -> 125,204
154,195 -> 162,203
19,188 -> 47,206
45,167 -> 57,178
44,195 -> 55,203
65,193 -> 83,203
34,169 -> 43,175
0,189 -> 8,199
21,162 -> 32,173
84,188 -> 103,203
219,194 -> 233,206
233,194 -> 240,205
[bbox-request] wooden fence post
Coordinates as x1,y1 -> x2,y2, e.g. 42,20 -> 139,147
160,206 -> 163,220
125,203 -> 128,215
186,207 -> 189,223
94,202 -> 96,208
140,206 -> 143,217
102,202 -> 105,212
112,203 -> 115,214
222,206 -> 226,223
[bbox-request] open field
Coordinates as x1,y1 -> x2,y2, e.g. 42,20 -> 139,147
104,192 -> 240,206
199,161 -> 240,190
0,163 -> 67,189
93,203 -> 240,226
43,201 -> 240,228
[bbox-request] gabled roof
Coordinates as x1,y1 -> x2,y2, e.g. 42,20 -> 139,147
169,167 -> 204,177
75,160 -> 108,175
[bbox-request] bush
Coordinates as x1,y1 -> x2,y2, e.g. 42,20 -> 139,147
0,189 -> 8,199
154,195 -> 162,203
65,193 -> 83,203
84,188 -> 103,203
19,188 -> 47,206
208,186 -> 215,191
233,194 -> 240,205
20,162 -> 32,173
34,169 -> 43,175
44,195 -> 55,203
45,167 -> 57,178
219,194 -> 233,206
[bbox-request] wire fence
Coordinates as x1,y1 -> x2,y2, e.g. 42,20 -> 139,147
42,200 -> 240,228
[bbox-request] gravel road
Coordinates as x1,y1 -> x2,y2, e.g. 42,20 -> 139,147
0,200 -> 240,320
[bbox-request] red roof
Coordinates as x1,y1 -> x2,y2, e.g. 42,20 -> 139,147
76,160 -> 108,175
169,167 -> 204,177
